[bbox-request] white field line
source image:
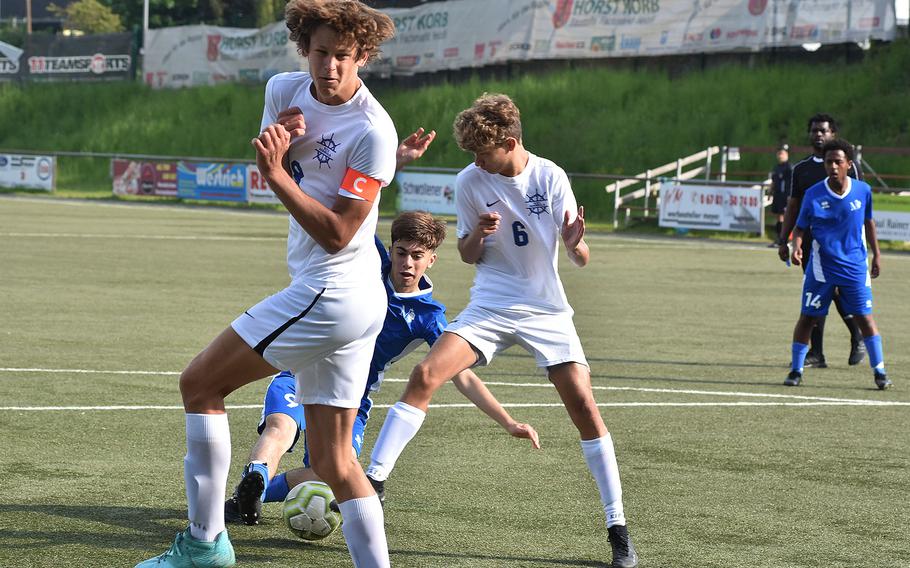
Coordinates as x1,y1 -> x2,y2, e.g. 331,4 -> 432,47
1,368 -> 907,410
0,232 -> 284,242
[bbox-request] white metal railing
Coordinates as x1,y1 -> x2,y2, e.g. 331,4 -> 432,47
607,146 -> 722,228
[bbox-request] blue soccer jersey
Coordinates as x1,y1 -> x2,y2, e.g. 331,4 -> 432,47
796,177 -> 873,284
260,235 -> 447,455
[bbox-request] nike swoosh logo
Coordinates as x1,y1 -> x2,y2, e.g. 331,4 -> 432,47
486,199 -> 501,207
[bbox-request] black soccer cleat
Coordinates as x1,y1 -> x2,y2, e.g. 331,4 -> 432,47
224,494 -> 243,524
607,524 -> 639,568
874,372 -> 892,390
848,340 -> 867,366
803,352 -> 827,368
367,475 -> 385,504
235,469 -> 265,526
784,370 -> 803,387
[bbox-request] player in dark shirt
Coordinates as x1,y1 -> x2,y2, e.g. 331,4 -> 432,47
777,114 -> 865,368
768,146 -> 792,246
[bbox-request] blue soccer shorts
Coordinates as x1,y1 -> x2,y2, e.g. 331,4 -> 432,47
258,371 -> 368,466
800,270 -> 873,317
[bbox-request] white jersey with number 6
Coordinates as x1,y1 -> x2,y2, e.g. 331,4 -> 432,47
455,153 -> 578,314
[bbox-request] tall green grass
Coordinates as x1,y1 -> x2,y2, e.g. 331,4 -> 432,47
1,39 -> 909,220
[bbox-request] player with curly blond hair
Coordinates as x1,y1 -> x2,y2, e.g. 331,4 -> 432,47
366,93 -> 640,568
135,2 -> 398,567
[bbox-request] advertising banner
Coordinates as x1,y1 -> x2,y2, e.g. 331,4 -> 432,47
396,171 -> 458,215
177,162 -> 247,202
144,0 -> 896,87
144,21 -> 303,88
659,181 -> 763,233
0,154 -> 55,191
872,210 -> 910,242
6,33 -> 134,82
112,160 -> 177,197
246,164 -> 281,205
0,40 -> 23,77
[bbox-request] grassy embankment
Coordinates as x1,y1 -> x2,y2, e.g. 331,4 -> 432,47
1,38 -> 908,226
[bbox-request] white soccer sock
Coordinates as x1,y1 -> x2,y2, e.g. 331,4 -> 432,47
581,433 -> 626,528
184,413 -> 231,541
365,401 -> 426,482
339,496 -> 390,568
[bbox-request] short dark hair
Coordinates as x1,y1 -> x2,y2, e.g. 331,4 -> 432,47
822,139 -> 855,162
807,113 -> 839,133
391,210 -> 447,251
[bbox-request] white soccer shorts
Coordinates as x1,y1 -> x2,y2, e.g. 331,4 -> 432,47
445,303 -> 588,370
231,281 -> 385,408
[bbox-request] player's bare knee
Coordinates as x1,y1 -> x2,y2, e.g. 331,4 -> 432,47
310,456 -> 355,487
408,361 -> 441,397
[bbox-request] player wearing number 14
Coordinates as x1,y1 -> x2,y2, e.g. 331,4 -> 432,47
784,139 -> 891,390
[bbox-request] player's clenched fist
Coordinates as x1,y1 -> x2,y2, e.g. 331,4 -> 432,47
476,212 -> 501,236
276,107 -> 306,139
252,124 -> 290,179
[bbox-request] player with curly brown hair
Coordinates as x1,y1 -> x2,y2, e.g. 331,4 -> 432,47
135,2 -> 397,567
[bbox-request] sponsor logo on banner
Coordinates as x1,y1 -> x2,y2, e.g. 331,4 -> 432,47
553,0 -> 573,29
247,165 -> 280,204
748,0 -> 768,16
859,17 -> 881,29
0,57 -> 20,74
590,36 -> 616,52
396,172 -> 458,215
444,47 -> 459,57
396,55 -> 420,67
710,28 -> 723,40
620,35 -> 641,50
790,25 -> 819,40
474,43 -> 485,59
177,162 -> 247,202
509,43 -> 530,52
28,53 -> 130,74
533,39 -> 551,53
873,211 -> 910,242
555,40 -> 586,50
207,35 -> 221,61
659,182 -> 762,233
0,154 -> 55,191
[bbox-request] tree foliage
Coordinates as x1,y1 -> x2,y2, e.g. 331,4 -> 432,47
49,0 -> 125,34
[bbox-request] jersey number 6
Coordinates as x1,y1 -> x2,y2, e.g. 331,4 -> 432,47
512,221 -> 529,247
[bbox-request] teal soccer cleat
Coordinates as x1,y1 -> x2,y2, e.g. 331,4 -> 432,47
135,528 -> 235,567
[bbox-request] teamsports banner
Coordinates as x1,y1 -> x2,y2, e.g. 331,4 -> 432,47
143,0 -> 895,87
176,162 -> 248,202
144,21 -> 303,88
395,171 -> 458,215
872,210 -> 910,242
0,154 -> 55,191
0,33 -> 134,82
112,159 -> 178,197
658,181 -> 763,233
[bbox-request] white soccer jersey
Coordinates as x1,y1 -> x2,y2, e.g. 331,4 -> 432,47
455,153 -> 578,313
261,72 -> 398,287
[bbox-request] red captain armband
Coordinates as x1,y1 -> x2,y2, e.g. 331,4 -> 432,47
339,168 -> 382,203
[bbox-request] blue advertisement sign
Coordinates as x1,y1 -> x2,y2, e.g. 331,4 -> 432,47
177,161 -> 247,202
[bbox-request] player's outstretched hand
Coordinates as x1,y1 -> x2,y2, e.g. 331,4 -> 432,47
561,205 -> 585,250
252,124 -> 291,178
277,107 -> 306,139
396,127 -> 436,171
507,421 -> 541,449
477,212 -> 501,236
778,242 -> 790,263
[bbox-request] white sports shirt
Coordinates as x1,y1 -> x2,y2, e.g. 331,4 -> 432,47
455,153 -> 578,314
261,72 -> 398,288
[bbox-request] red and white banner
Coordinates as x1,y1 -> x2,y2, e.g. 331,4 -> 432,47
659,181 -> 763,233
144,0 -> 896,87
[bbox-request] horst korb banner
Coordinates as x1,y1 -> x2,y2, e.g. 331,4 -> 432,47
396,172 -> 458,216
659,181 -> 763,233
144,0 -> 896,87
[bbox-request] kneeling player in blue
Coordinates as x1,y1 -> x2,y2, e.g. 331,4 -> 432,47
225,212 -> 541,524
784,139 -> 891,390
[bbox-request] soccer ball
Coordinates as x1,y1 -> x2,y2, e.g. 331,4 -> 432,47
282,481 -> 342,541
